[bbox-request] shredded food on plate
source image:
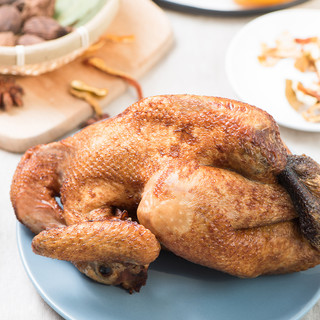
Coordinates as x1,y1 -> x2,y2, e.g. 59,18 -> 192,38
259,32 -> 320,123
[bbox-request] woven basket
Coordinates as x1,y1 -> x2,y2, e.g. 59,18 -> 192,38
0,0 -> 119,76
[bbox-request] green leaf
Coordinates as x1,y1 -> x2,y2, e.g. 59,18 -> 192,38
54,0 -> 106,27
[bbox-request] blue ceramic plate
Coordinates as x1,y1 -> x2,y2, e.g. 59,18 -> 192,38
17,223 -> 320,320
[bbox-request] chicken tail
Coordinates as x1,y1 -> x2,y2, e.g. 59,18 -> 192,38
278,154 -> 320,250
10,142 -> 68,234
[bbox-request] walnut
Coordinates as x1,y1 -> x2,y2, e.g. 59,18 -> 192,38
0,31 -> 16,46
0,5 -> 22,34
16,33 -> 45,45
23,16 -> 71,40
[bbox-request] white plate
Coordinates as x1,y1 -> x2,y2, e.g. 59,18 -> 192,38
226,9 -> 320,132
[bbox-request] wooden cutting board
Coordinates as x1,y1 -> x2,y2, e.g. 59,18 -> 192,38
0,0 -> 173,153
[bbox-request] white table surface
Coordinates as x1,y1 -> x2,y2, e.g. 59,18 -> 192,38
2,1 -> 320,319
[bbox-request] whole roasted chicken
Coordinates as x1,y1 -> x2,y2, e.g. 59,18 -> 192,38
10,95 -> 320,292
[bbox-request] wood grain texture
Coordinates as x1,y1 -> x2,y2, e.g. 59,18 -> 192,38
0,0 -> 173,153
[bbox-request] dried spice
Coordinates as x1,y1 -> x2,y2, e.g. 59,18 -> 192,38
72,37 -> 141,128
0,76 -> 24,111
69,79 -> 111,127
69,88 -> 103,116
83,41 -> 106,54
103,34 -> 135,43
70,80 -> 108,97
84,34 -> 135,55
84,57 -> 143,100
259,33 -> 320,123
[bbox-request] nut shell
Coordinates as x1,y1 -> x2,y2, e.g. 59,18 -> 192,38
0,31 -> 16,46
22,16 -> 70,40
16,34 -> 45,46
0,5 -> 22,34
0,0 -> 16,4
19,0 -> 56,21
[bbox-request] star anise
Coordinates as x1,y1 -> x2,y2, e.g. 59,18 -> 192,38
0,76 -> 24,111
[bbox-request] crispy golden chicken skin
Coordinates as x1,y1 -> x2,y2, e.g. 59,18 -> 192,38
10,95 -> 320,292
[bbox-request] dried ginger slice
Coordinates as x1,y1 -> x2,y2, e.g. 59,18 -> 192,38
84,34 -> 135,54
70,80 -> 109,97
69,88 -> 103,116
102,34 -> 135,43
